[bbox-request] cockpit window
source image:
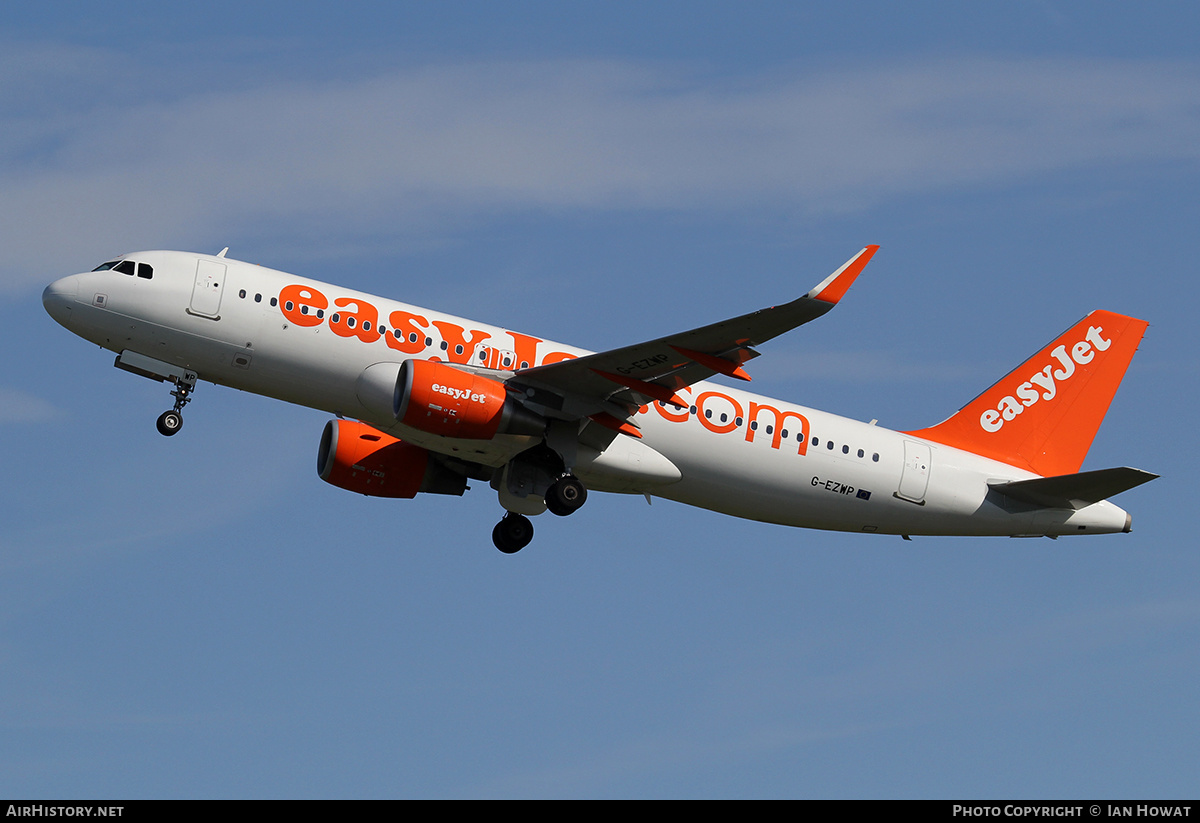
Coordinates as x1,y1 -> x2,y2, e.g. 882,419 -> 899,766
90,259 -> 152,279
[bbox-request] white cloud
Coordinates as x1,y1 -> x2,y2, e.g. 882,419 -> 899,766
0,387 -> 63,423
2,51 -> 1198,292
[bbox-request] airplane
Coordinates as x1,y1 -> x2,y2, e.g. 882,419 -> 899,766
41,245 -> 1156,553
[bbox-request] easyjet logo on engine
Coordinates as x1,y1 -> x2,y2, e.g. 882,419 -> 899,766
432,383 -> 488,403
979,325 -> 1112,434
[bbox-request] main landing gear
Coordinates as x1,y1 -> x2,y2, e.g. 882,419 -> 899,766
545,474 -> 587,517
490,473 -> 589,553
492,512 -> 534,554
155,370 -> 197,437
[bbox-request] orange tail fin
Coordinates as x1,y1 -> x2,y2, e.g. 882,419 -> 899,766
905,310 -> 1148,477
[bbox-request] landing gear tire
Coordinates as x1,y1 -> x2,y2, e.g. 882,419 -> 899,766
546,475 -> 587,517
493,513 -> 534,554
156,410 -> 183,437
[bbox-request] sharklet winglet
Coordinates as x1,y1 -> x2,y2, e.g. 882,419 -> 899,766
807,245 -> 879,304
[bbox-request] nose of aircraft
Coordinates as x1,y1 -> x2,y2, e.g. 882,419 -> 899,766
42,275 -> 79,326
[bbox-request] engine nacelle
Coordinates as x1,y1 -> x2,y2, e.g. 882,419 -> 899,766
317,419 -> 467,498
395,359 -> 544,439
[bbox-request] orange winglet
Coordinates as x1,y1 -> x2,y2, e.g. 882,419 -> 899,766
809,245 -> 879,305
591,369 -> 687,407
588,412 -> 643,438
669,346 -> 752,381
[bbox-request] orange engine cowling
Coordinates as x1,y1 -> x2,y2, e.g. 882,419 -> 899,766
317,419 -> 467,498
395,359 -> 543,439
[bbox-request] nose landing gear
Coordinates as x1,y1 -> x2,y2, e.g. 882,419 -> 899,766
113,352 -> 199,438
155,370 -> 197,437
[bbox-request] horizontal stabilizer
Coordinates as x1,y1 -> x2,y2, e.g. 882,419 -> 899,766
989,467 -> 1158,509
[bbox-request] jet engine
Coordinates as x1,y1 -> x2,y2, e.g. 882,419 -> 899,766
317,419 -> 467,498
393,359 -> 544,439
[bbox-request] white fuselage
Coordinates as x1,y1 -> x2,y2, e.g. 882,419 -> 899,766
42,250 -> 1132,537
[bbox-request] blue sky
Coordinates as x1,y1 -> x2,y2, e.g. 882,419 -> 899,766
2,1 -> 1197,798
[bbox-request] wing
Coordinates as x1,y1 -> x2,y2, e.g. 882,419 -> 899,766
508,246 -> 879,435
